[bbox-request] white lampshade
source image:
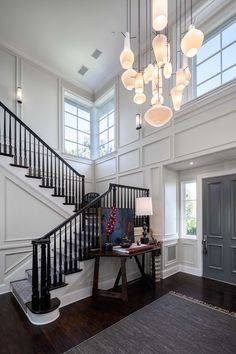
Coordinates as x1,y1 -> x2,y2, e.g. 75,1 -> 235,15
121,68 -> 137,90
144,104 -> 173,127
181,25 -> 204,58
171,86 -> 183,111
120,32 -> 134,69
176,68 -> 186,91
152,34 -> 168,67
134,93 -> 146,104
17,87 -> 23,104
152,0 -> 168,31
135,72 -> 144,94
135,197 -> 153,216
163,61 -> 172,79
143,64 -> 154,84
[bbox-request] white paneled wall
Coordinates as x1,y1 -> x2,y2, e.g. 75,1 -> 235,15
95,70 -> 236,279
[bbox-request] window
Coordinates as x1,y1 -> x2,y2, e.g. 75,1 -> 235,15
64,99 -> 90,158
98,99 -> 115,157
195,18 -> 236,97
181,181 -> 197,237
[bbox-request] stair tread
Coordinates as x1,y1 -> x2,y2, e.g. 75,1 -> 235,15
11,279 -> 32,305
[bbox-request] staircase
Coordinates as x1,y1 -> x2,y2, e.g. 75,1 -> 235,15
0,101 -> 149,324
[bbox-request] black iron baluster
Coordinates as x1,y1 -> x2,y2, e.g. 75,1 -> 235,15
112,185 -> 116,207
95,204 -> 99,248
79,214 -> 82,260
62,163 -> 65,196
75,175 -> 78,209
64,224 -> 68,273
32,241 -> 39,311
69,169 -> 71,204
59,229 -> 63,284
24,127 -> 27,166
83,211 -> 87,258
40,241 -> 50,310
58,159 -> 61,196
53,232 -> 57,286
50,150 -> 53,187
69,220 -> 73,271
46,148 -> 49,186
3,109 -> 6,154
9,114 -> 12,155
72,172 -> 75,205
29,132 -> 32,176
47,239 -> 51,289
65,166 -> 68,203
38,140 -> 40,177
42,145 -> 45,186
14,119 -> 17,164
54,154 -> 57,195
33,136 -> 36,175
74,217 -> 77,270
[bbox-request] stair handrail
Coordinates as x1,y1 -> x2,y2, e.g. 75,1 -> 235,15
0,101 -> 85,178
34,183 -> 149,243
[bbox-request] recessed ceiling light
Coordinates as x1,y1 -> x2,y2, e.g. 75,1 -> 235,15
78,65 -> 89,76
189,161 -> 194,166
91,49 -> 102,59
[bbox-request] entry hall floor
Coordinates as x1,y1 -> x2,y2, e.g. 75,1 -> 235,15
0,272 -> 235,354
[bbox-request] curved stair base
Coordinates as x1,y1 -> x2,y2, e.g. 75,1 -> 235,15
26,298 -> 60,325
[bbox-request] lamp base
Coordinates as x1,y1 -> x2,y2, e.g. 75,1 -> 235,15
140,236 -> 149,244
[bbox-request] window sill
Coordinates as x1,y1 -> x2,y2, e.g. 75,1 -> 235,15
180,235 -> 197,241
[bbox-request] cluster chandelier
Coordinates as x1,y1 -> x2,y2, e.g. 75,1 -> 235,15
120,0 -> 204,128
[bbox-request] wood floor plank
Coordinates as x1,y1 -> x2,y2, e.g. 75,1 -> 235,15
0,273 -> 235,354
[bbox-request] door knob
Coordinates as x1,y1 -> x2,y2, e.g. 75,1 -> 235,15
202,236 -> 207,255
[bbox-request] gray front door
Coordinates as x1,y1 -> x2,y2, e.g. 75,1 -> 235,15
203,175 -> 236,284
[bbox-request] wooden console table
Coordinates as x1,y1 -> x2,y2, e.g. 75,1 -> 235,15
89,247 -> 161,302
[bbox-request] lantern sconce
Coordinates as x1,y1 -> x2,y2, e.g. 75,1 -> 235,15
136,113 -> 142,130
16,87 -> 23,104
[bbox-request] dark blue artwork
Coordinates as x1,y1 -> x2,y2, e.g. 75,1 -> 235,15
100,208 -> 134,247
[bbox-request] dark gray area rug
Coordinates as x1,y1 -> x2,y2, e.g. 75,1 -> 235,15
65,292 -> 236,354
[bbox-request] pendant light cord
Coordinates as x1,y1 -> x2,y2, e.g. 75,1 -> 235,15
138,0 -> 141,72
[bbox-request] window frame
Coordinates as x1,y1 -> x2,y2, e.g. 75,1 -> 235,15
97,99 -> 115,158
181,180 -> 197,238
193,16 -> 236,98
63,98 -> 91,159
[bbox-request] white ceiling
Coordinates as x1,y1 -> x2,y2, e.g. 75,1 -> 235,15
0,0 -> 202,93
167,148 -> 236,171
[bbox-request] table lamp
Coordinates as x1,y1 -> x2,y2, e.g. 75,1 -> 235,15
135,197 -> 153,244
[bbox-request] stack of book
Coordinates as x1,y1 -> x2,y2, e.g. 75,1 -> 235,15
113,243 -> 154,254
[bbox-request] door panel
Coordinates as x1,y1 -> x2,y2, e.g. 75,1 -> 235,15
203,175 -> 236,284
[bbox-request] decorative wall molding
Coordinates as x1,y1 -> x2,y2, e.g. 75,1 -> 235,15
142,136 -> 171,167
118,148 -> 140,174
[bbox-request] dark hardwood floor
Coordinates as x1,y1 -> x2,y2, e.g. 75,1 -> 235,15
0,272 -> 235,354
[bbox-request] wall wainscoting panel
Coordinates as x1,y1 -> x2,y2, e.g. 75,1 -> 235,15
4,250 -> 31,275
174,113 -> 236,158
118,149 -> 140,174
95,157 -> 117,180
143,137 -> 171,167
4,177 -> 65,242
95,178 -> 117,195
118,171 -> 144,188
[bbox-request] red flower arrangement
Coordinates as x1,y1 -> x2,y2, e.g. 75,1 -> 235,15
106,207 -> 117,241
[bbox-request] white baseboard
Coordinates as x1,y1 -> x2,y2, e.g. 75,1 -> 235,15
0,283 -> 10,294
179,264 -> 202,277
161,264 -> 180,279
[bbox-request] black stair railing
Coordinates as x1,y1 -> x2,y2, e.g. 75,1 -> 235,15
0,101 -> 85,207
30,183 -> 149,312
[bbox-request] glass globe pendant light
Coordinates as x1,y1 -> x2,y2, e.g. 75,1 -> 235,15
176,68 -> 186,91
171,87 -> 183,111
152,34 -> 168,67
120,32 -> 134,69
152,0 -> 168,31
181,24 -> 204,57
145,103 -> 173,127
163,61 -> 172,79
121,68 -> 137,90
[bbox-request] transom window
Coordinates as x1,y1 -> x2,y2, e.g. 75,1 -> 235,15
195,18 -> 236,97
64,99 -> 90,158
181,181 -> 197,237
98,99 -> 115,157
